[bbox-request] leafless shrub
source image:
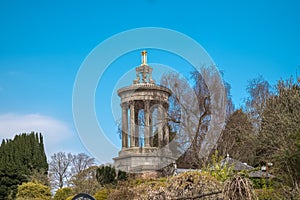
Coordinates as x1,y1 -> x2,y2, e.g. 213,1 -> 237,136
223,174 -> 257,200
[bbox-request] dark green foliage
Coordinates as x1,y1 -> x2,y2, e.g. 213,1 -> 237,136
0,132 -> 48,199
96,166 -> 116,186
216,109 -> 256,165
96,165 -> 127,188
251,178 -> 265,189
117,170 -> 127,181
0,167 -> 27,199
251,177 -> 275,189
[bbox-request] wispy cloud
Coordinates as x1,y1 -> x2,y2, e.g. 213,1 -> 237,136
7,70 -> 28,77
0,113 -> 75,157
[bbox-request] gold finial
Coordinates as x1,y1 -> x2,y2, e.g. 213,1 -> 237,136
141,50 -> 147,65
133,50 -> 155,84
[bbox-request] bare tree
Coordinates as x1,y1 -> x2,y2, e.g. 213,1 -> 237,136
245,75 -> 271,131
160,71 -> 206,168
49,152 -> 74,189
224,81 -> 235,118
70,166 -> 100,195
71,153 -> 95,175
49,152 -> 95,190
160,67 -> 226,168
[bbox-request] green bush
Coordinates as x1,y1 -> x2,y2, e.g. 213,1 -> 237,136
255,188 -> 284,200
96,166 -> 116,185
96,165 -> 127,186
251,178 -> 276,189
16,181 -> 51,200
117,170 -> 127,181
53,187 -> 73,200
65,196 -> 74,200
94,188 -> 109,200
205,151 -> 234,182
251,178 -> 266,189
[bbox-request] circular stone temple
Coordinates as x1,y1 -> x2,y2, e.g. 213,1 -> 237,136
113,51 -> 176,172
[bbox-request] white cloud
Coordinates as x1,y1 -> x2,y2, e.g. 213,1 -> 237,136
0,113 -> 76,157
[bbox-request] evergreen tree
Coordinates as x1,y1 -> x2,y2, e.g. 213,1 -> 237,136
216,109 -> 256,165
96,165 -> 116,186
0,132 -> 48,199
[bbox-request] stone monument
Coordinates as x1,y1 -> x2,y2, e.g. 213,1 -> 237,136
113,50 -> 176,173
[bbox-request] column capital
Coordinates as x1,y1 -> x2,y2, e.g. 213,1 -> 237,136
143,99 -> 151,105
121,102 -> 128,107
143,100 -> 150,108
129,100 -> 135,106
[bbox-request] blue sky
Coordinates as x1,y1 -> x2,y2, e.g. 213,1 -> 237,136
0,1 -> 299,163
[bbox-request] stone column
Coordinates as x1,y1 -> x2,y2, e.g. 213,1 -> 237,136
135,110 -> 139,147
150,117 -> 153,147
163,109 -> 169,145
144,100 -> 150,147
158,105 -> 163,147
130,101 -> 135,148
121,103 -> 128,148
164,126 -> 169,146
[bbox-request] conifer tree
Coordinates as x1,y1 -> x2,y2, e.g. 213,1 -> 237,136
0,132 -> 48,199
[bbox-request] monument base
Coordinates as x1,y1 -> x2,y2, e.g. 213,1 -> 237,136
113,147 -> 176,173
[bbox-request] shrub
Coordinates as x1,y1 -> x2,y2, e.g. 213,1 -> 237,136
208,151 -> 234,182
16,181 -> 51,200
251,177 -> 276,189
94,188 -> 109,200
108,187 -> 133,200
96,165 -> 127,186
96,166 -> 116,185
53,187 -> 73,200
117,170 -> 127,181
255,188 -> 284,199
223,174 -> 257,200
108,171 -> 223,199
65,196 -> 74,200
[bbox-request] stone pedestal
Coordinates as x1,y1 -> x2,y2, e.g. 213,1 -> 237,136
113,147 -> 175,173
